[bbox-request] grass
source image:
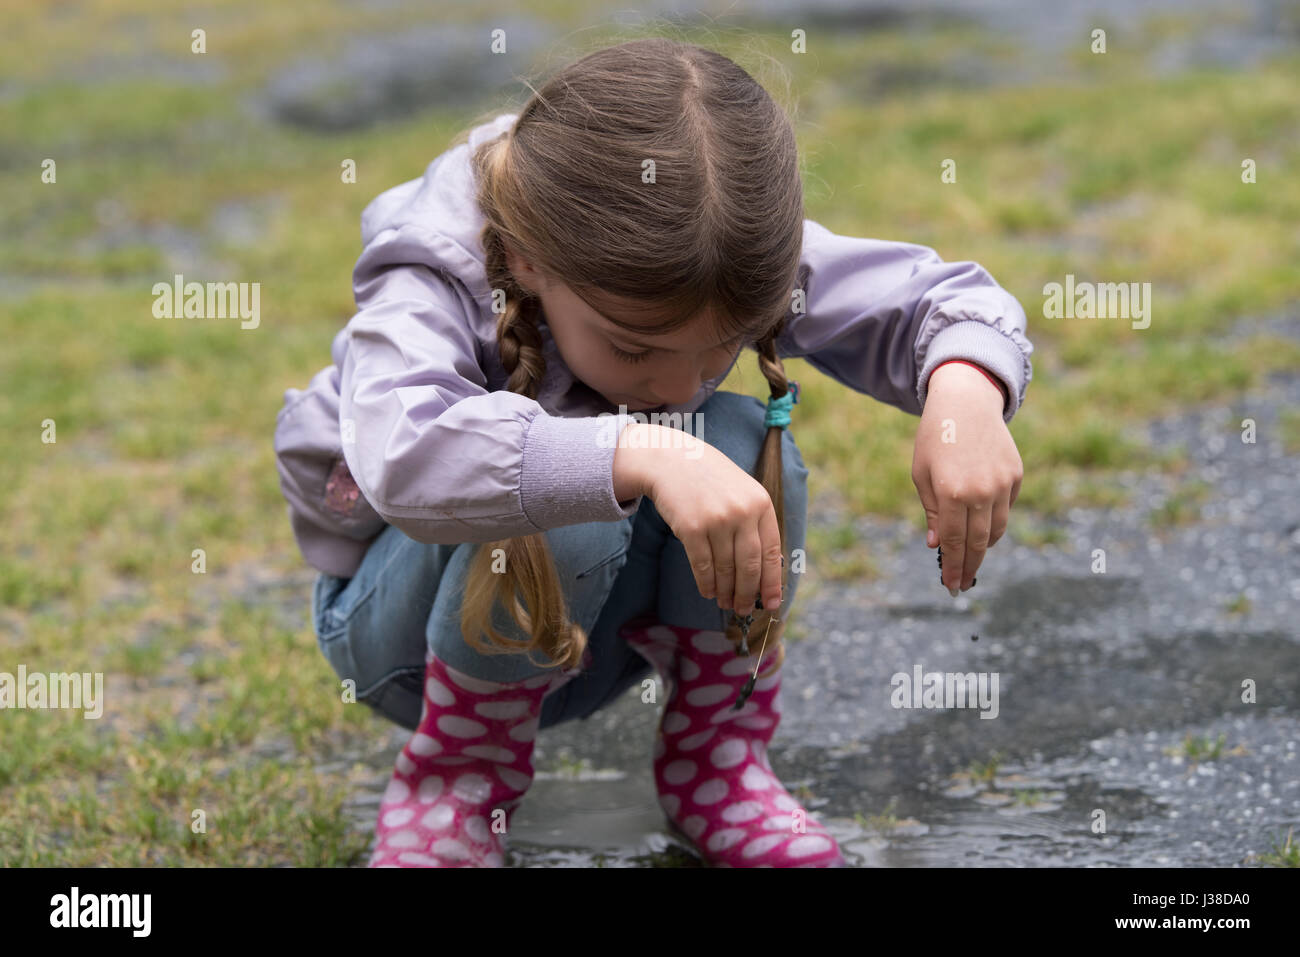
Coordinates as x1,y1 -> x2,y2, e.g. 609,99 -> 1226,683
804,520 -> 880,583
1251,827 -> 1299,868
1162,732 -> 1249,766
1148,479 -> 1214,529
1173,732 -> 1226,762
2,1 -> 1299,865
853,796 -> 924,833
1281,409 -> 1300,454
1007,514 -> 1070,548
1223,594 -> 1252,615
967,753 -> 1004,785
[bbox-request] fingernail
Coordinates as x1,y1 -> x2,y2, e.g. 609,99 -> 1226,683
948,587 -> 960,598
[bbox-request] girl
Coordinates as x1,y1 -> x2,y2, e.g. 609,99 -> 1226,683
274,37 -> 1032,868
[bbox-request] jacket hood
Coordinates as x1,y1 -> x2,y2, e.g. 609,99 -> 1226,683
357,111 -> 519,306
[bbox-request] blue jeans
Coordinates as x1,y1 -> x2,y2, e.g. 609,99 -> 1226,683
311,390 -> 809,732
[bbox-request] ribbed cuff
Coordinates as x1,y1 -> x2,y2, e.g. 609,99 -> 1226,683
917,320 -> 1027,423
519,410 -> 644,531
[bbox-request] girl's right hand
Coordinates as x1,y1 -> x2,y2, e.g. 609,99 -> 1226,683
614,423 -> 783,619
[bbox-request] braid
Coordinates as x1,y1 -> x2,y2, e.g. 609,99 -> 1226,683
498,304 -> 547,399
720,324 -> 795,680
754,319 -> 791,401
457,188 -> 587,671
480,213 -> 547,399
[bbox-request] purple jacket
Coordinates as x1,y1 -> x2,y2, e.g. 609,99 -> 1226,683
274,112 -> 1034,579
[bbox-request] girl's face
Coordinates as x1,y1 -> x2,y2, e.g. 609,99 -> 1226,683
504,245 -> 743,411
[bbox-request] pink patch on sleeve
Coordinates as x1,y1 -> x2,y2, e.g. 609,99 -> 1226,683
323,456 -> 363,517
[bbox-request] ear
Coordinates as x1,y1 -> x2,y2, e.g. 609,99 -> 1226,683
502,237 -> 542,295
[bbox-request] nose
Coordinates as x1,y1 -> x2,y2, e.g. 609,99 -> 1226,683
648,379 -> 703,407
648,353 -> 732,407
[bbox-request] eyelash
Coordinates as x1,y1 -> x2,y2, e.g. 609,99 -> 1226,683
609,337 -> 741,365
610,344 -> 652,364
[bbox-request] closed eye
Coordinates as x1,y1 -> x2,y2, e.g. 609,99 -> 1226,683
609,335 -> 742,364
610,343 -> 652,364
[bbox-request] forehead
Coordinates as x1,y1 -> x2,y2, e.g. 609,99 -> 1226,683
582,298 -> 736,351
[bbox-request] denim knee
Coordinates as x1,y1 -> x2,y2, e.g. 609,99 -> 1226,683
426,515 -> 636,681
313,568 -> 425,730
545,513 -> 635,587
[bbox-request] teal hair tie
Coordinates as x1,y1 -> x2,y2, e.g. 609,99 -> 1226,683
764,380 -> 800,428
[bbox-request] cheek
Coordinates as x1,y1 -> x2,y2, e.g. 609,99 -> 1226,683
588,348 -> 625,378
575,346 -> 633,387
710,349 -> 740,379
546,322 -> 612,379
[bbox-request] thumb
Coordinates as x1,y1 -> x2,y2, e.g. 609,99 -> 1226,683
927,525 -> 937,548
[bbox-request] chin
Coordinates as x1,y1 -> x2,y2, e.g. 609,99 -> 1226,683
603,393 -> 656,412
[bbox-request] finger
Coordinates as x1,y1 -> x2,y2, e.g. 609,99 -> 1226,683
938,488 -> 967,595
682,527 -> 717,600
988,491 -> 1010,549
912,468 -> 942,550
758,504 -> 784,612
1009,473 -> 1022,508
709,525 -> 736,614
732,521 -> 763,618
961,499 -> 993,591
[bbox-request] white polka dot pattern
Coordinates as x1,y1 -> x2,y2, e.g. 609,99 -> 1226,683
382,807 -> 414,828
367,652 -> 576,868
424,677 -> 456,706
408,733 -> 439,756
677,727 -> 717,751
620,621 -> 845,868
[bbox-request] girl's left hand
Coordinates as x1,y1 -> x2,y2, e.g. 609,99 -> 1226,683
910,362 -> 1024,596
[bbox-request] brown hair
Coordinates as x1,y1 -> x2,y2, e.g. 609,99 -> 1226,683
453,36 -> 803,679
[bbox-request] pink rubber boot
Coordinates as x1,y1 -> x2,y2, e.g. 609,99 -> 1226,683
368,647 -> 582,867
621,620 -> 845,867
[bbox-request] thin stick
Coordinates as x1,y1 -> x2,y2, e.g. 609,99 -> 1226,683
751,614 -> 774,680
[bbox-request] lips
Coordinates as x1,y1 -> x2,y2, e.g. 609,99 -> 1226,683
611,395 -> 659,411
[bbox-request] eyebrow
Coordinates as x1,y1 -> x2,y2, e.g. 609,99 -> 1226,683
596,309 -> 741,353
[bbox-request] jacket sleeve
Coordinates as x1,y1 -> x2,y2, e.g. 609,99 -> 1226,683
776,219 -> 1033,422
338,223 -> 644,545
